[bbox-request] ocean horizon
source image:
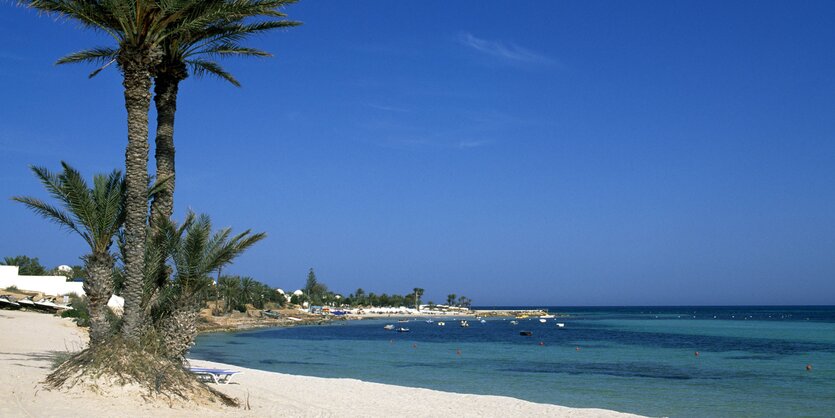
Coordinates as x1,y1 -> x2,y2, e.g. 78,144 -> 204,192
191,305 -> 835,417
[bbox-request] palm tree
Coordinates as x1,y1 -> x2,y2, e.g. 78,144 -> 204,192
413,288 -> 424,311
446,293 -> 456,307
24,0 -> 293,343
218,275 -> 241,313
24,0 -> 177,342
13,163 -> 124,345
44,1 -> 300,229
148,4 -> 300,227
153,212 -> 265,358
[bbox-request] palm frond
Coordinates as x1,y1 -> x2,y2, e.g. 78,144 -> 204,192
187,59 -> 240,86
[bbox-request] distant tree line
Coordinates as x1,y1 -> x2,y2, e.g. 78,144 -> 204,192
293,268 -> 472,309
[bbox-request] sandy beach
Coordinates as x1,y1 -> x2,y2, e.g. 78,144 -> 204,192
0,310 -> 641,417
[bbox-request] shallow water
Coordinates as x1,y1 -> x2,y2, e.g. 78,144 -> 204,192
191,306 -> 835,417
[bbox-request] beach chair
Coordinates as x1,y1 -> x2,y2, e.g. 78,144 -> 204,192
189,367 -> 241,384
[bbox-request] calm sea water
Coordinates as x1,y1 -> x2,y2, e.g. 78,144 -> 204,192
190,306 -> 835,417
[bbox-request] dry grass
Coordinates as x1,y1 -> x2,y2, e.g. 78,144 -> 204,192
45,337 -> 238,408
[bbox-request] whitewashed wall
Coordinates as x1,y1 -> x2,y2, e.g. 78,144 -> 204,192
0,265 -> 85,296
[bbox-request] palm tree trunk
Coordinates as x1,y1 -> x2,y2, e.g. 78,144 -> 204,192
149,72 -> 182,229
158,294 -> 201,360
119,47 -> 159,343
83,253 -> 114,345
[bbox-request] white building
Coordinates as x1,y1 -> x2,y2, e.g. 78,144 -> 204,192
0,265 -> 84,296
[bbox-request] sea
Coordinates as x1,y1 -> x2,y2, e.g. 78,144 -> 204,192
190,306 -> 835,417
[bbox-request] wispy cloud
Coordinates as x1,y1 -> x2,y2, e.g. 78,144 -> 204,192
457,32 -> 554,66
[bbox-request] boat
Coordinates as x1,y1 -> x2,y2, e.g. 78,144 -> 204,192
0,295 -> 21,310
556,323 -> 565,328
396,327 -> 410,332
425,319 -> 434,324
540,314 -> 555,319
34,299 -> 61,311
17,297 -> 36,309
437,321 -> 445,326
398,319 -> 409,323
383,324 -> 395,330
262,309 -> 281,319
538,318 -> 547,323
519,331 -> 532,336
460,320 -> 469,328
509,320 -> 519,325
480,319 -> 487,324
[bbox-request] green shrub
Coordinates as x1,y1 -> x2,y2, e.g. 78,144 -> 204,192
61,294 -> 90,327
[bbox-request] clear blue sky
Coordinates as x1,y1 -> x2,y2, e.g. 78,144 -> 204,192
2,1 -> 834,306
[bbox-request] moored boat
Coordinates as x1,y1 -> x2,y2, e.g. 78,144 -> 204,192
519,331 -> 532,336
556,323 -> 565,328
460,320 -> 469,328
0,295 -> 21,310
384,324 -> 395,330
437,321 -> 445,326
17,297 -> 36,309
396,327 -> 410,332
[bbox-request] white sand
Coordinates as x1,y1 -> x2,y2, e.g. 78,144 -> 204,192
0,310 -> 642,417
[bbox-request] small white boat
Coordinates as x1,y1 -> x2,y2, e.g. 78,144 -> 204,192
460,320 -> 469,328
17,297 -> 36,308
384,324 -> 395,330
509,320 -> 519,325
540,314 -> 555,319
480,319 -> 487,324
398,319 -> 409,323
539,318 -> 547,323
286,316 -> 303,321
396,327 -> 410,332
556,323 -> 565,328
34,299 -> 61,311
425,319 -> 434,324
437,321 -> 445,326
0,296 -> 21,310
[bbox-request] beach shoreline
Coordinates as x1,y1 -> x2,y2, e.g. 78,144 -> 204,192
0,309 -> 640,417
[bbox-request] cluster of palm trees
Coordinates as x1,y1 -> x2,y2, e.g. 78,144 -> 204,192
217,275 -> 282,313
16,0 -> 299,372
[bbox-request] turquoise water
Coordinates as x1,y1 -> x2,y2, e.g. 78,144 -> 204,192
190,306 -> 835,417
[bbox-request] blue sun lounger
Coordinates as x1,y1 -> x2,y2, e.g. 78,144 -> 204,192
189,367 -> 241,384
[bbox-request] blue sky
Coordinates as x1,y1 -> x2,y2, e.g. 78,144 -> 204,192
2,1 -> 834,306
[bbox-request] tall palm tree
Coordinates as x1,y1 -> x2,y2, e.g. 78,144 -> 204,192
24,0 -> 291,343
25,0 -> 179,342
46,1 -> 300,229
149,5 -> 300,227
153,212 -> 265,358
13,163 -> 124,345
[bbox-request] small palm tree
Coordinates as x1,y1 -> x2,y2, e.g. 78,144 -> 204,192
153,212 -> 265,358
13,162 -> 124,345
413,288 -> 424,311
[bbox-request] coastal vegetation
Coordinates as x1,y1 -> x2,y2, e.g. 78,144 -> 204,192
1,255 -> 48,275
17,0 -> 300,406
